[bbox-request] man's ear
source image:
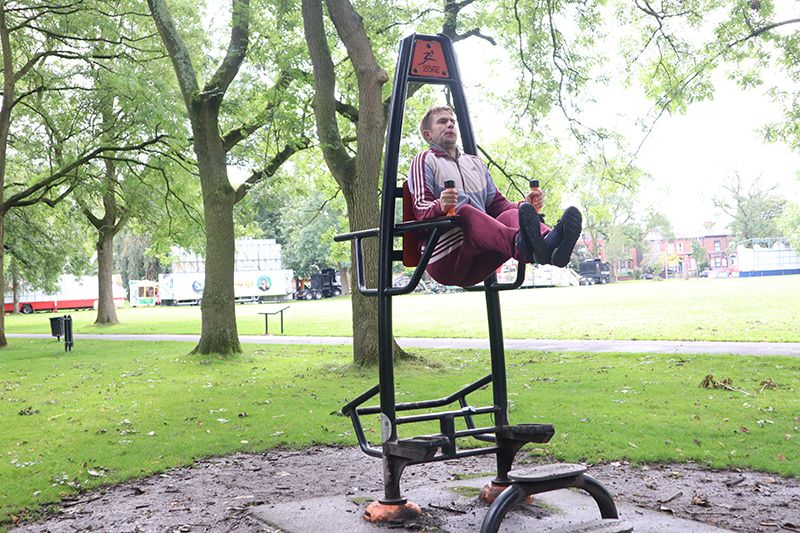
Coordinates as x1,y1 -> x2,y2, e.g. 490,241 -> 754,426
422,130 -> 432,142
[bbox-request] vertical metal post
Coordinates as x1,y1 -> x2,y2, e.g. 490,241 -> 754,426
484,284 -> 508,426
64,315 -> 73,352
377,35 -> 415,504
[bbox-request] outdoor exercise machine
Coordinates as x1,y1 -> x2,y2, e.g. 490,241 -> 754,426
335,33 -> 627,531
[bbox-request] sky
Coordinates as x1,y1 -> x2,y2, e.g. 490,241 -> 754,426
591,74 -> 800,237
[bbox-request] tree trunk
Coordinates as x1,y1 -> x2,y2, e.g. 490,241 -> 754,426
343,181 -> 380,365
0,3 -> 12,347
191,102 -> 240,355
339,266 -> 351,295
10,258 -> 18,315
95,228 -> 119,324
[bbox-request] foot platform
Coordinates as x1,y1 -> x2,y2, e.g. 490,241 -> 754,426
480,464 -> 622,533
508,463 -> 586,482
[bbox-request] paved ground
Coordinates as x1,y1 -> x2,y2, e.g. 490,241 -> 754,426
21,446 -> 796,533
9,333 -> 800,356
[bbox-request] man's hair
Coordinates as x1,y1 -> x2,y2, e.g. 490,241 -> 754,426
419,106 -> 455,136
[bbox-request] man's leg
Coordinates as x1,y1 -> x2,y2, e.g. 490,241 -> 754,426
458,204 -> 517,256
426,205 -> 517,287
427,247 -> 506,287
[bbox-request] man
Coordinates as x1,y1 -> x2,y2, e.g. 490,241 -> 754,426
408,106 -> 582,287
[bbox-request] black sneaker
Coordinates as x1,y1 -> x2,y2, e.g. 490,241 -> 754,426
518,203 -> 550,264
551,206 -> 582,267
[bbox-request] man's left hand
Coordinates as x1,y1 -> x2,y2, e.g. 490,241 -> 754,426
524,189 -> 544,212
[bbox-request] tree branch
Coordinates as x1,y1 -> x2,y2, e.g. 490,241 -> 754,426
233,136 -> 311,203
4,135 -> 166,213
203,0 -> 250,102
220,68 -> 296,151
301,0 -> 355,181
146,0 -> 200,111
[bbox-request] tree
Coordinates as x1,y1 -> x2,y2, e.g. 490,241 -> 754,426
691,240 -> 708,273
299,0 -> 635,363
114,231 -> 162,290
776,201 -> 800,252
71,6 -> 193,325
713,173 -> 786,245
620,1 -> 800,154
302,0 -> 392,364
4,204 -> 93,311
280,191 -> 346,279
0,1 -> 163,347
147,0 -> 308,354
575,154 -> 644,260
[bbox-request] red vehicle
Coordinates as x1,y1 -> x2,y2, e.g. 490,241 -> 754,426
4,275 -> 125,314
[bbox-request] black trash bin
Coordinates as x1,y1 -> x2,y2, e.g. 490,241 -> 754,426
49,316 -> 64,340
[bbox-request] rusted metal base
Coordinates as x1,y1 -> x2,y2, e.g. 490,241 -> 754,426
480,482 -> 532,504
363,500 -> 422,523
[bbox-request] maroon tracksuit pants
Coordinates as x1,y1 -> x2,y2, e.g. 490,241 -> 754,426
426,204 -> 549,287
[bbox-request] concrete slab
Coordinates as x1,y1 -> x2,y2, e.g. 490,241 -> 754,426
250,475 -> 733,532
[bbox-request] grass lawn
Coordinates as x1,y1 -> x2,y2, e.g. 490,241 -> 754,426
5,275 -> 800,342
1,339 -> 798,527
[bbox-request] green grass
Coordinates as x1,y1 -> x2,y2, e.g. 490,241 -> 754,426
6,275 -> 800,342
1,339 -> 798,526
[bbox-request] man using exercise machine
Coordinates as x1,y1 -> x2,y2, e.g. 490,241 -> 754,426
408,105 -> 583,286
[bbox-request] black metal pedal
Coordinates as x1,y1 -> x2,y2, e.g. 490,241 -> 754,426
497,423 -> 555,443
551,519 -> 633,533
385,435 -> 449,461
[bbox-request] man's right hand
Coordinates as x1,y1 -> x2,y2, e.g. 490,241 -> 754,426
440,188 -> 458,215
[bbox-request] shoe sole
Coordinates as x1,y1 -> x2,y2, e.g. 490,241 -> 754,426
551,207 -> 582,267
519,203 -> 550,264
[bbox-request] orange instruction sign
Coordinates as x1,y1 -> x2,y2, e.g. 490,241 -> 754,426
409,39 -> 449,79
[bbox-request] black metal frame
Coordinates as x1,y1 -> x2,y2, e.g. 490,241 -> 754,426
333,33 -> 548,507
334,33 -> 622,529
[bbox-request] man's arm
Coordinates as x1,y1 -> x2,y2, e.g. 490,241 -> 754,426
408,151 -> 447,220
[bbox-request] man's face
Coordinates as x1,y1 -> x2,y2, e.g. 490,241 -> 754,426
423,111 -> 458,148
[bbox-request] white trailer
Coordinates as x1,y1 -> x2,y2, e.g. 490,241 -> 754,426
158,270 -> 294,306
4,274 -> 126,314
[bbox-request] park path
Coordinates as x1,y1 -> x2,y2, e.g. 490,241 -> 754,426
9,333 -> 800,356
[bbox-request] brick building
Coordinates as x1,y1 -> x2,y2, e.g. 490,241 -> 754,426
650,233 -> 736,275
578,233 -> 737,277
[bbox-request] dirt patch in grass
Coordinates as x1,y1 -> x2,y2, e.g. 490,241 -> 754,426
9,446 -> 800,532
